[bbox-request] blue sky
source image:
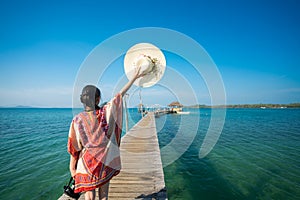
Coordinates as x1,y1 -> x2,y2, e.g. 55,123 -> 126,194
0,0 -> 299,107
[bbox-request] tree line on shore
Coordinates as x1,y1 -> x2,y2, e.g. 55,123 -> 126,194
186,103 -> 300,108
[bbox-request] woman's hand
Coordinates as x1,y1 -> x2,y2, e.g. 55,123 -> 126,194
120,55 -> 154,96
70,168 -> 76,178
134,65 -> 142,79
134,65 -> 147,79
133,55 -> 154,79
69,155 -> 78,178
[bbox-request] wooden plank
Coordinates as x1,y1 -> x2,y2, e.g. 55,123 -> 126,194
108,112 -> 167,199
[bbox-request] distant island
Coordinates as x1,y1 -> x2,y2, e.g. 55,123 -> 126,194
185,103 -> 300,109
13,105 -> 36,108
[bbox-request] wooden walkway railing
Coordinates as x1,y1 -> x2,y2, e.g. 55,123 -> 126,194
59,112 -> 167,200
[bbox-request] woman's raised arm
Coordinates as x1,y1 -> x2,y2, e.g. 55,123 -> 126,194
119,66 -> 144,97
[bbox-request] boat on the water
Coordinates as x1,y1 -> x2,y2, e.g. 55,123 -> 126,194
176,111 -> 190,114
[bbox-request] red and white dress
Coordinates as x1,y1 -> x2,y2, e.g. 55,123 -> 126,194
67,94 -> 123,193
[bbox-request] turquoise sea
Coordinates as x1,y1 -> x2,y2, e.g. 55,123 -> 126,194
0,108 -> 299,199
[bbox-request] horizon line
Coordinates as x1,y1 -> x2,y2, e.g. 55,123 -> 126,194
1,102 -> 299,109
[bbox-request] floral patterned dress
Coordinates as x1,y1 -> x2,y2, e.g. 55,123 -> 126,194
67,94 -> 123,193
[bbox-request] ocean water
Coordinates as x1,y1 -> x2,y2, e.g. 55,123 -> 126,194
0,108 -> 299,199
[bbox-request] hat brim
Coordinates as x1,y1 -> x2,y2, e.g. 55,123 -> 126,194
124,43 -> 166,88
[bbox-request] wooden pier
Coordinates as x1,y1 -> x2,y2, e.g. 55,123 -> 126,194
59,112 -> 167,200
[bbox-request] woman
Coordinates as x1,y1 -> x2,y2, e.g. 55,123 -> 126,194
68,67 -> 145,200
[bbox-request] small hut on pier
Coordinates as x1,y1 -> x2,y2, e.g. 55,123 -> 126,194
168,101 -> 183,113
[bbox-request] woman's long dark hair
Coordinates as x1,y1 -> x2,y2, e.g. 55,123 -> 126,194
80,85 -> 101,110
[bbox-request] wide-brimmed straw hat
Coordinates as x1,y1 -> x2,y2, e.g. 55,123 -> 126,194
124,43 -> 166,88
